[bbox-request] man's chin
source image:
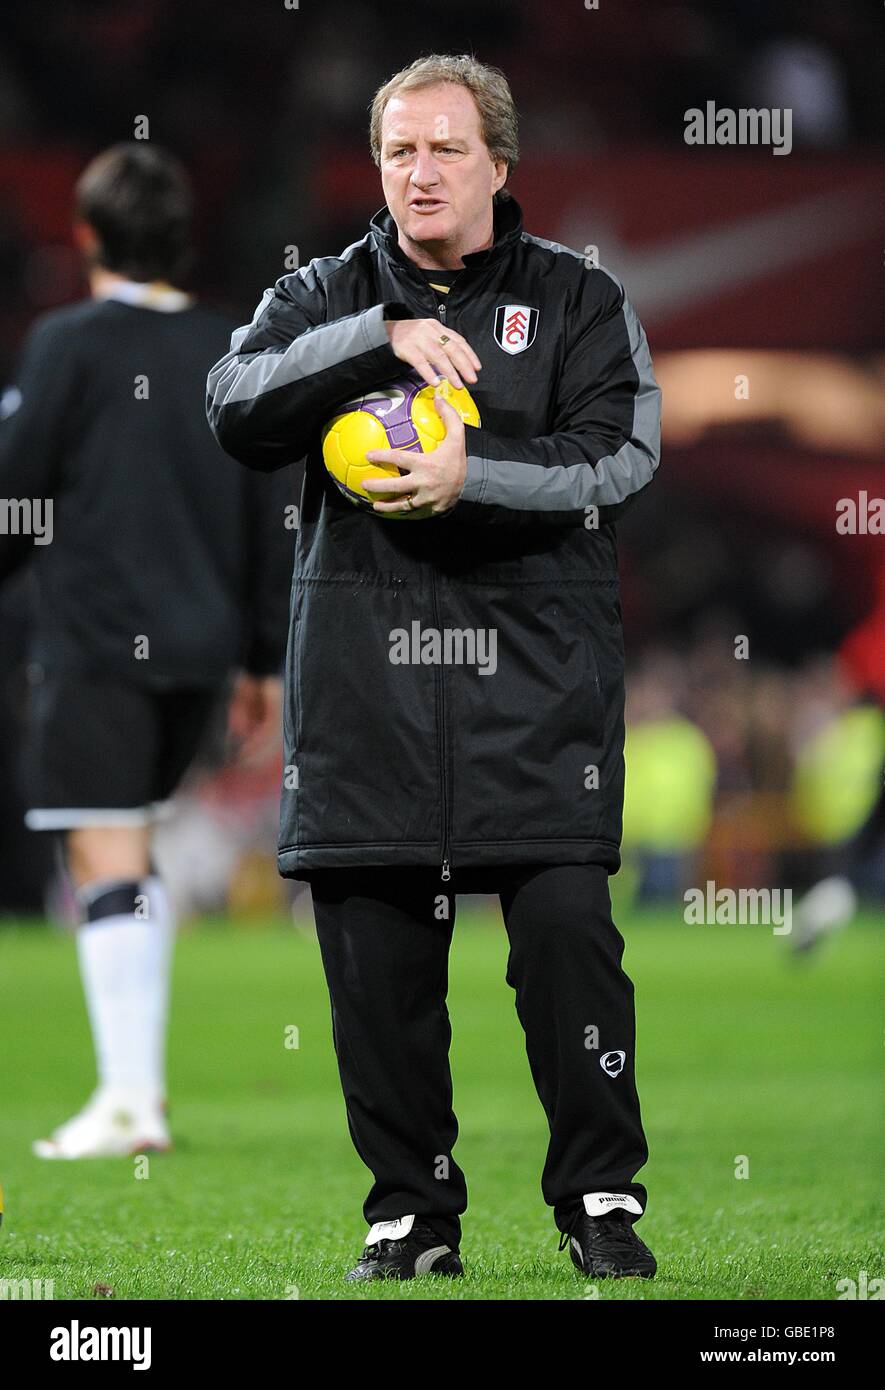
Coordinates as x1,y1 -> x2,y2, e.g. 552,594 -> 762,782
404,207 -> 451,237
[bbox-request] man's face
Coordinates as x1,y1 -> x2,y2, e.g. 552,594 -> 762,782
380,82 -> 507,263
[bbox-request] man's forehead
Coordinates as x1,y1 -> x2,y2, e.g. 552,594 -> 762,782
382,88 -> 481,142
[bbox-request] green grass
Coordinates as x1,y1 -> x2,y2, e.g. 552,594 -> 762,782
0,901 -> 882,1300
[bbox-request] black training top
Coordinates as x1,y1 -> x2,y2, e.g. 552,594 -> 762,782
0,296 -> 293,684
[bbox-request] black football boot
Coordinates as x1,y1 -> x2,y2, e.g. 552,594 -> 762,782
345,1216 -> 464,1282
560,1204 -> 657,1280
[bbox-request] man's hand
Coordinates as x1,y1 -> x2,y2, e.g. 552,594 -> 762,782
227,673 -> 283,763
384,318 -> 481,391
363,389 -> 468,518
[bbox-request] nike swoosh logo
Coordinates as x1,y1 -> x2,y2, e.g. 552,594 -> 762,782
362,389 -> 405,416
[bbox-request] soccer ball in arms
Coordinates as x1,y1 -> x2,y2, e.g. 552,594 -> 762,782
322,370 -> 480,514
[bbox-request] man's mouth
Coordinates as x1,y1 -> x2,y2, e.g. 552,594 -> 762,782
410,198 -> 446,213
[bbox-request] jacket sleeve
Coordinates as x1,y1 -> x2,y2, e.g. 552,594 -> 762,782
0,316 -> 73,581
450,268 -> 661,527
206,262 -> 411,472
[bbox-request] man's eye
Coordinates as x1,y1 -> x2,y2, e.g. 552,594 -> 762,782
389,147 -> 460,158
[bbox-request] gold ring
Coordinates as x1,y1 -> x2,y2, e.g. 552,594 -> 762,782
438,334 -> 450,346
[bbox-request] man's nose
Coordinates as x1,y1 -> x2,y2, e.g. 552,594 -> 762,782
411,150 -> 440,187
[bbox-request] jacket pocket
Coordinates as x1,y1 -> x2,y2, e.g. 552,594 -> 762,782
442,580 -> 616,848
279,574 -> 443,852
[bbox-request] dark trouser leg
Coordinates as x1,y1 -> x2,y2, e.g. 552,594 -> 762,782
498,864 -> 650,1232
309,866 -> 466,1249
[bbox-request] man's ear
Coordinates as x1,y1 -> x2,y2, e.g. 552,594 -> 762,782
73,220 -> 102,264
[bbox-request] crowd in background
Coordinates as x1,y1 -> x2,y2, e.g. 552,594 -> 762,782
0,0 -> 882,915
1,0 -> 883,332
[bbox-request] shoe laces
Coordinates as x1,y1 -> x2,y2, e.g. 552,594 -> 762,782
364,1219 -> 445,1260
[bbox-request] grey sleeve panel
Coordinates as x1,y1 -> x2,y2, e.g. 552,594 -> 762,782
459,456 -> 487,504
206,275 -> 408,470
459,289 -> 661,514
208,301 -> 391,411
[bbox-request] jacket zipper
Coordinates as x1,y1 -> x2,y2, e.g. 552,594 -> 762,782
430,568 -> 451,881
432,294 -> 452,881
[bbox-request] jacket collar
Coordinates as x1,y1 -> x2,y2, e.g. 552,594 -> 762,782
369,192 -> 524,281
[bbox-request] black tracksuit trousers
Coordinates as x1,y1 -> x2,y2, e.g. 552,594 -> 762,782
309,862 -> 649,1251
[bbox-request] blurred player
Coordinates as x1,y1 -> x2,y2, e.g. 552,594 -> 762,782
793,565 -> 885,953
0,143 -> 291,1157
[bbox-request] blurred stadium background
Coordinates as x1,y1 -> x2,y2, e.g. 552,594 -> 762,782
0,0 -> 883,1303
1,0 -> 882,919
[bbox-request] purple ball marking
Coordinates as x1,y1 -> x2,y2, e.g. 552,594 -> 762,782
343,371 -> 426,454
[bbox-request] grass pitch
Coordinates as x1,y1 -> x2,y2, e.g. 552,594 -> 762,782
0,899 -> 881,1300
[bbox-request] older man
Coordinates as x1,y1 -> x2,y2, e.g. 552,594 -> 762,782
208,53 -> 661,1283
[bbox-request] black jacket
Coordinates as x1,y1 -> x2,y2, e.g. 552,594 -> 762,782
207,193 -> 661,879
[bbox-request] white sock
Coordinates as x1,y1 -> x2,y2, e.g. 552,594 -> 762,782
75,875 -> 175,1102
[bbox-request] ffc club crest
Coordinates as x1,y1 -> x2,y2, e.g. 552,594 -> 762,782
494,304 -> 539,355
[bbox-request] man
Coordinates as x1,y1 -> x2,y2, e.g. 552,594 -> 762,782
0,143 -> 291,1157
208,54 -> 661,1281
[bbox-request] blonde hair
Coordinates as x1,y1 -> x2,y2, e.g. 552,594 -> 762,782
369,53 -> 519,197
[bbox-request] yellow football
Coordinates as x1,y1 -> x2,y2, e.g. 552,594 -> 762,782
322,372 -> 480,512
